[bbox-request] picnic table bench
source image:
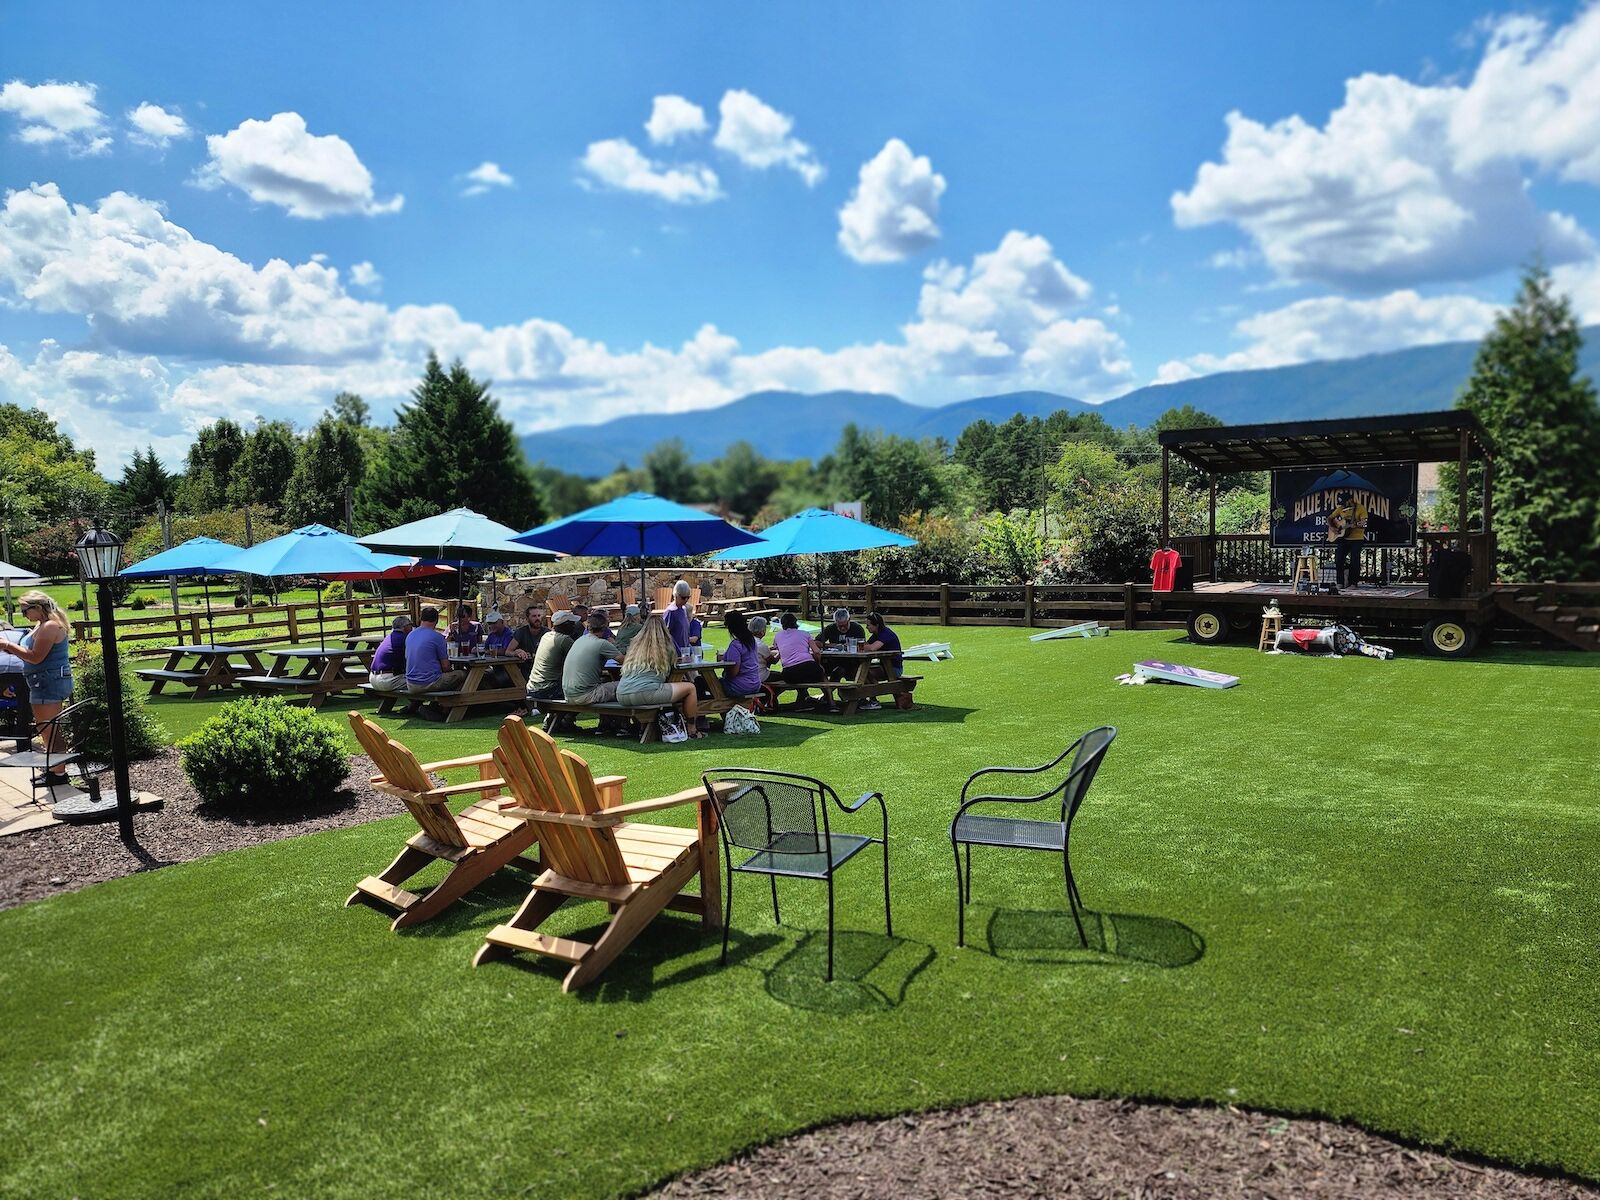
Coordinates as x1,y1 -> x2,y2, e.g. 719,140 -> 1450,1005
362,654 -> 528,724
137,644 -> 267,698
534,698 -> 671,743
536,656 -> 747,742
237,646 -> 373,707
769,649 -> 920,715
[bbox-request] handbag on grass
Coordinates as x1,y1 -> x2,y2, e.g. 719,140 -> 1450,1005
658,711 -> 689,744
723,705 -> 761,735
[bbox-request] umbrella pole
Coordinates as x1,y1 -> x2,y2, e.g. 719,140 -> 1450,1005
317,576 -> 327,650
638,528 -> 648,614
204,578 -> 214,643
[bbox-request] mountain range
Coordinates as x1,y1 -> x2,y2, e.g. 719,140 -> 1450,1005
520,327 -> 1600,477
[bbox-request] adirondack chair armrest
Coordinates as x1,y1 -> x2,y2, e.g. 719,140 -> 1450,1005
419,752 -> 497,773
500,806 -> 616,828
599,782 -> 732,821
424,777 -> 508,800
593,775 -> 628,807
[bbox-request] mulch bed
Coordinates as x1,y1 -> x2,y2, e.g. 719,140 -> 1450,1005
651,1096 -> 1598,1199
0,748 -> 395,912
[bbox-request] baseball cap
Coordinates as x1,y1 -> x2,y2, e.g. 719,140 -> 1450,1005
484,610 -> 504,623
550,609 -> 574,625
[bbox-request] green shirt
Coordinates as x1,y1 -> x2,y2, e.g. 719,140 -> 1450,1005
562,633 -> 622,698
613,620 -> 644,655
530,632 -> 574,690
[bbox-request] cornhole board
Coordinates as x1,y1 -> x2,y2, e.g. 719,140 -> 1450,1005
903,642 -> 953,661
1029,622 -> 1108,642
1133,660 -> 1239,689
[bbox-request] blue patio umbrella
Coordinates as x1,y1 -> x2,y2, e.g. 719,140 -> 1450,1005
708,507 -> 916,613
514,492 -> 762,601
213,525 -> 411,647
359,506 -> 557,610
119,535 -> 243,641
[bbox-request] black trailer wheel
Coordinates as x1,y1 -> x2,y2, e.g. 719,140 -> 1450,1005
1423,618 -> 1479,657
1187,609 -> 1230,645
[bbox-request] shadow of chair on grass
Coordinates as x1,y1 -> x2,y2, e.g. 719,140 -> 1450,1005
759,928 -> 936,1014
983,906 -> 1204,969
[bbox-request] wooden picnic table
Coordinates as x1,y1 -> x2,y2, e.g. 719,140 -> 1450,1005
816,649 -> 919,716
138,643 -> 267,698
237,645 -> 373,707
366,654 -> 529,724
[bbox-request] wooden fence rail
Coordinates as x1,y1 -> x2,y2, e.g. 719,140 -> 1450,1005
757,581 -> 1176,629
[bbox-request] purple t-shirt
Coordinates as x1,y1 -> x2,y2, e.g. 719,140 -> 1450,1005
483,625 -> 515,653
722,638 -> 763,696
773,627 -> 814,668
665,602 -> 692,651
371,629 -> 408,675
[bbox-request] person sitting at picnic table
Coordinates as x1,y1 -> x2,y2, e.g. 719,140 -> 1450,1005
511,605 -> 546,660
560,610 -> 622,709
687,612 -> 703,649
613,603 -> 645,654
447,603 -> 481,654
720,611 -> 765,704
616,616 -> 703,738
525,610 -> 581,709
405,606 -> 466,701
747,614 -> 774,682
367,614 -> 413,693
571,602 -> 590,626
817,607 -> 867,680
772,612 -> 825,708
0,591 -> 74,788
664,579 -> 694,651
853,610 -> 906,712
479,610 -> 518,686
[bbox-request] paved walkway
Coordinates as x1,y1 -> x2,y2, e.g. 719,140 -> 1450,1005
0,748 -> 160,836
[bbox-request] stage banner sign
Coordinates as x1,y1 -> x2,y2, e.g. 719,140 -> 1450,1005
1270,463 -> 1419,548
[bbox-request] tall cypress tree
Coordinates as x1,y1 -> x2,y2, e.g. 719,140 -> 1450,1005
356,354 -> 544,530
284,414 -> 366,528
117,446 -> 176,513
1456,266 -> 1600,581
229,420 -> 299,514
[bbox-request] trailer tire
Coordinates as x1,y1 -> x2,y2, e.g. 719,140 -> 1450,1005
1187,609 -> 1230,646
1423,618 -> 1478,657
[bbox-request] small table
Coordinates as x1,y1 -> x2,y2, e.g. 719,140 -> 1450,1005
818,650 -> 913,716
139,643 -> 267,698
239,646 -> 374,707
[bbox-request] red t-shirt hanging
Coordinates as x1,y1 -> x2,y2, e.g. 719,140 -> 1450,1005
1151,548 -> 1180,592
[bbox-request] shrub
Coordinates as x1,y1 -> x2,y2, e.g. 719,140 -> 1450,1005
978,511 -> 1045,584
179,698 -> 349,811
320,579 -> 348,602
68,649 -> 167,763
128,593 -> 148,611
860,513 -> 983,585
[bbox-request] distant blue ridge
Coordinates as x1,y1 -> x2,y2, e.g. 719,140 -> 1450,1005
520,327 -> 1600,477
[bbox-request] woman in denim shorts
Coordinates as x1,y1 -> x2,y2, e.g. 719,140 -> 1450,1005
0,590 -> 73,788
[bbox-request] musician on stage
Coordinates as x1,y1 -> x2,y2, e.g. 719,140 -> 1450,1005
1329,489 -> 1368,589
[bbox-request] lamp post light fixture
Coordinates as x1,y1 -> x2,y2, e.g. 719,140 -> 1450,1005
63,520 -> 134,838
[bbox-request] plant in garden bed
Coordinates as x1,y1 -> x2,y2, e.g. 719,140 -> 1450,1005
178,697 -> 348,811
68,649 -> 167,762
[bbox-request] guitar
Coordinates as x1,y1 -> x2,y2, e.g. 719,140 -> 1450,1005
1326,513 -> 1348,543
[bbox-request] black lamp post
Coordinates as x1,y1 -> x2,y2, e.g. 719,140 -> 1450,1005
75,521 -> 134,839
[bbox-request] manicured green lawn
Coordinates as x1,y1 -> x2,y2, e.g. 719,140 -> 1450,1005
2,627 -> 1598,1198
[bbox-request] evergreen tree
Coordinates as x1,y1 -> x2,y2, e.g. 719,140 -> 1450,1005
331,391 -> 370,427
1456,266 -> 1600,580
642,438 -> 699,502
824,425 -> 947,523
284,415 -> 366,528
356,354 -> 543,530
229,420 -> 299,513
702,440 -> 778,517
175,418 -> 246,512
117,447 -> 177,514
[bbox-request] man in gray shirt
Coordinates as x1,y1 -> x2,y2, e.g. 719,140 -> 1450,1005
562,611 -> 622,705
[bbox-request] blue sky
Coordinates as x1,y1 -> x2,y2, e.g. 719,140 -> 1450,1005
5,0 -> 1600,469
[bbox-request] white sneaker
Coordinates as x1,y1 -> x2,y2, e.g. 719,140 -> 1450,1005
860,699 -> 883,711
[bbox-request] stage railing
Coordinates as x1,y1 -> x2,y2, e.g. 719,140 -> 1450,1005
1172,531 -> 1496,591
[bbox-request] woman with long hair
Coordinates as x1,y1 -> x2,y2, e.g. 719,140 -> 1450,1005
0,590 -> 74,788
616,616 -> 701,737
720,610 -> 763,700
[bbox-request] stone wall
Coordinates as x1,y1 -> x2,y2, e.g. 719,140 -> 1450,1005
484,567 -> 753,618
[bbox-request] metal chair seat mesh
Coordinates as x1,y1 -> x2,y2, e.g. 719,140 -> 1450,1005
734,831 -> 874,879
953,812 -> 1067,851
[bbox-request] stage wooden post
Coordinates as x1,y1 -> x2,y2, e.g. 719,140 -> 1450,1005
1481,456 -> 1494,534
1456,429 -> 1471,535
1207,474 -> 1218,582
1160,448 -> 1171,547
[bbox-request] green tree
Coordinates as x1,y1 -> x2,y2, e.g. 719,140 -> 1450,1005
356,354 -> 544,530
641,439 -> 699,502
978,511 -> 1045,583
1454,265 -> 1600,580
823,425 -> 946,524
175,418 -> 246,513
0,404 -> 111,529
229,420 -> 299,513
284,415 -> 366,528
331,391 -> 370,427
529,465 -> 597,518
1049,441 -> 1127,512
703,441 -> 779,517
116,447 -> 176,514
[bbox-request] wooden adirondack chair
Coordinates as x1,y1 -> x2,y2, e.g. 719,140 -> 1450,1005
346,713 -> 541,930
545,592 -> 571,616
473,716 -> 728,990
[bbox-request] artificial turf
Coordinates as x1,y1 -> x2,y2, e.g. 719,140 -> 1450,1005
1,627 -> 1597,1198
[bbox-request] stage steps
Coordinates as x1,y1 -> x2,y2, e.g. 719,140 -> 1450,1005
1493,586 -> 1600,652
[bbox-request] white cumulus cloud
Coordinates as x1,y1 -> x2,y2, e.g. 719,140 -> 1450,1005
645,95 -> 708,144
126,102 -> 192,148
579,138 -> 722,204
0,80 -> 109,154
460,160 -> 514,197
837,138 -> 945,264
349,261 -> 382,291
1154,290 -> 1502,383
713,89 -> 824,186
1172,5 -> 1600,290
197,112 -> 403,218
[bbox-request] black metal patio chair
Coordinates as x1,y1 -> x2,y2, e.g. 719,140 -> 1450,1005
1,700 -> 93,805
701,768 -> 891,981
950,726 -> 1116,948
